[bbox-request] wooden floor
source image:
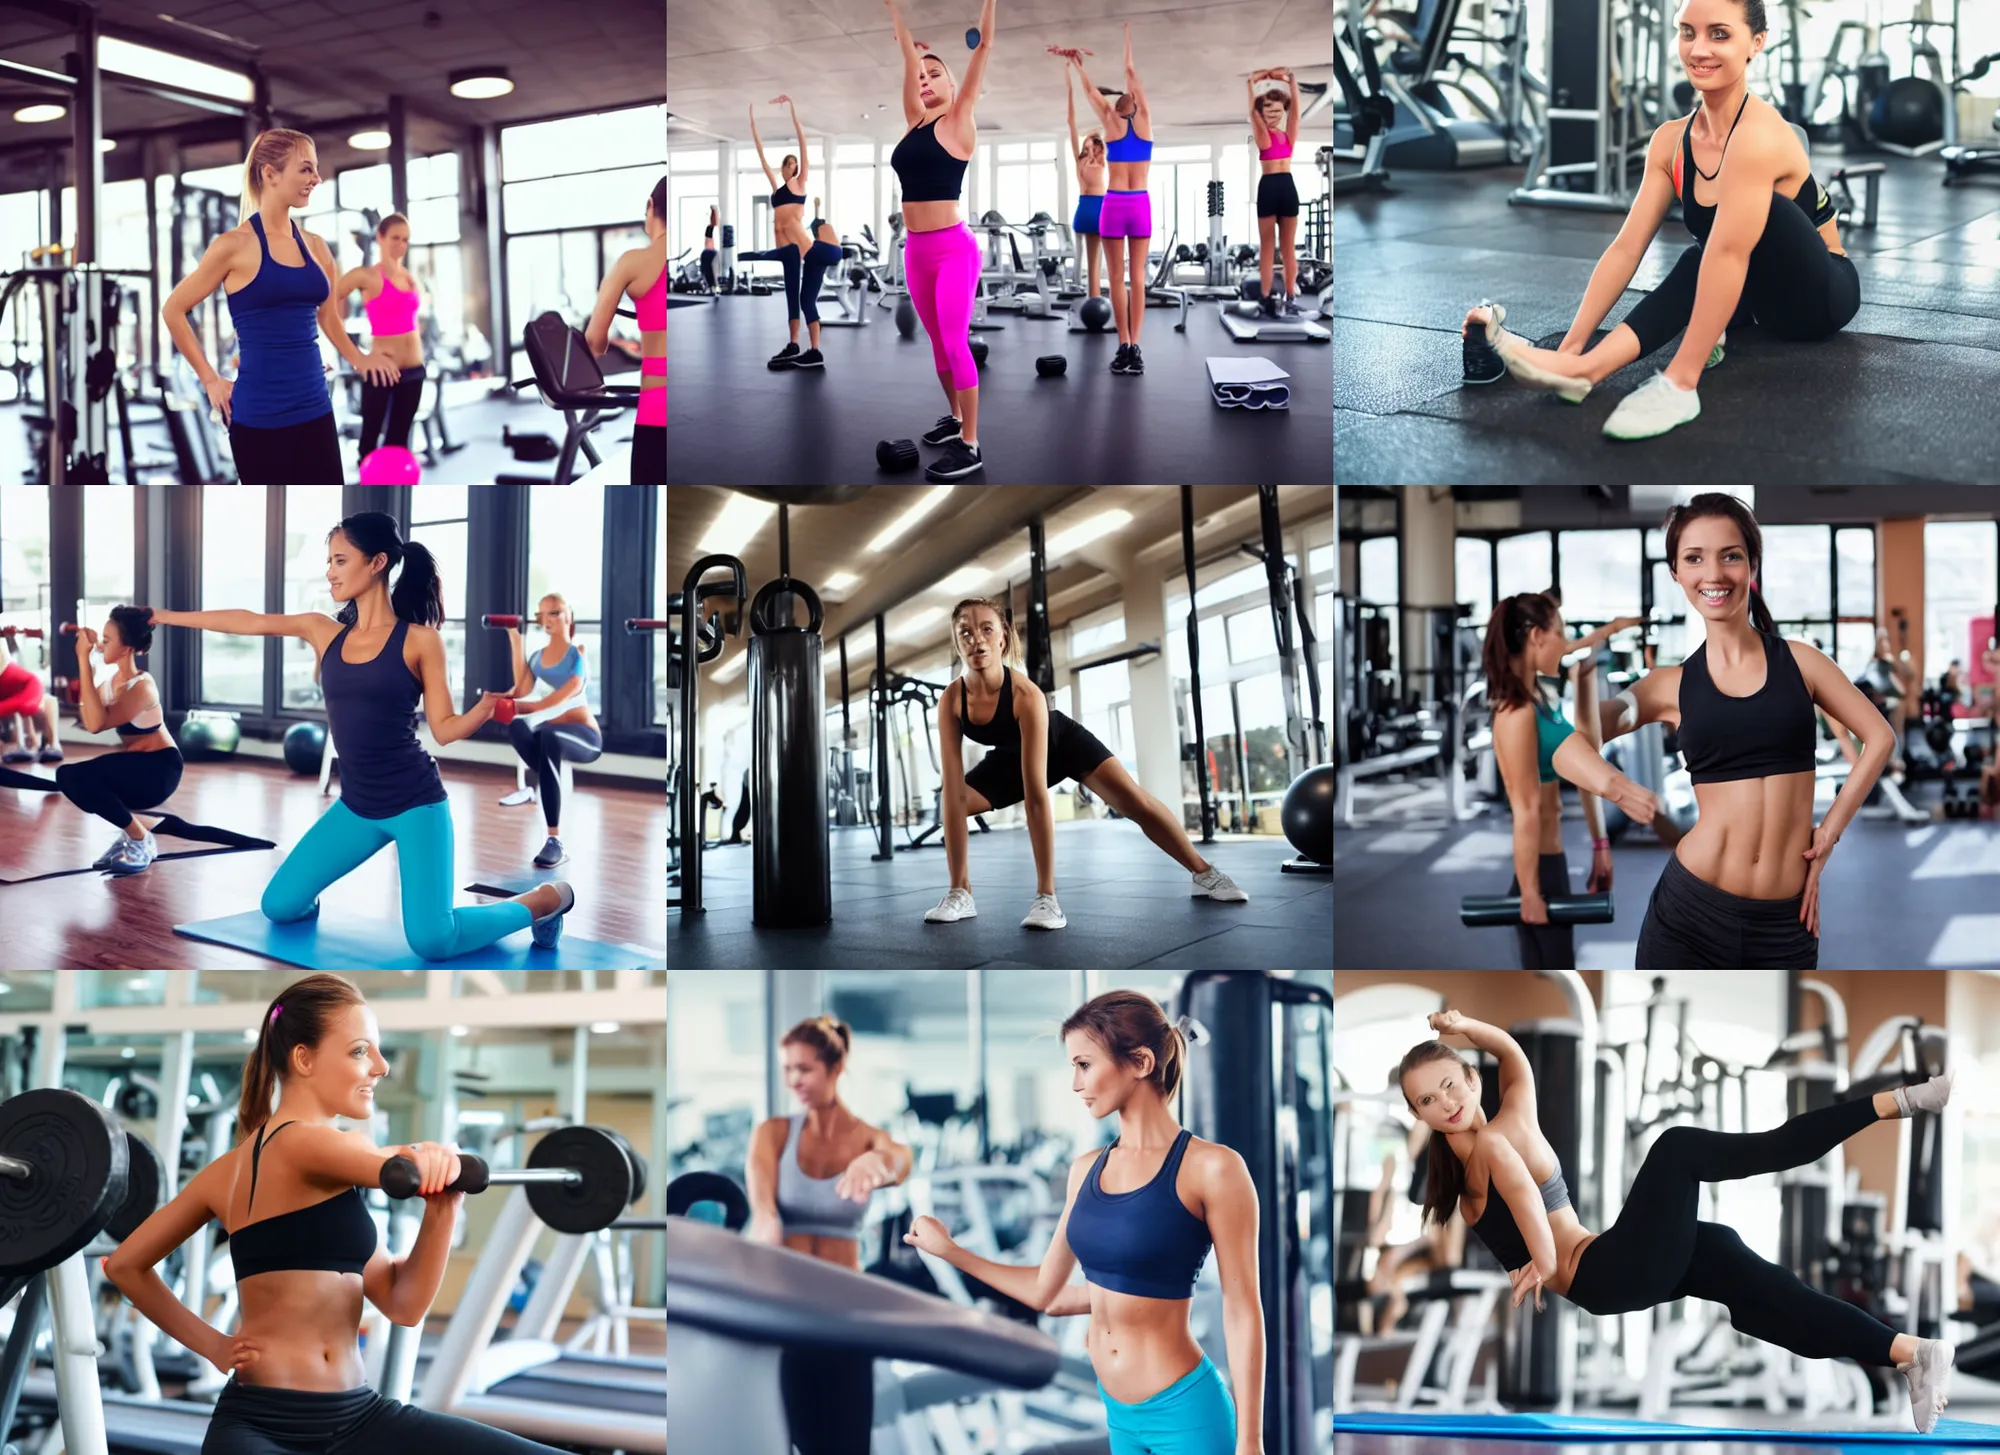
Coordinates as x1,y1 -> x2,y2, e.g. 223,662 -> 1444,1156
0,747 -> 665,967
1339,1442 -> 1838,1454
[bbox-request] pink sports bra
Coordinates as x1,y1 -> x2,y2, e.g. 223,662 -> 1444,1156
1259,128 -> 1293,162
364,270 -> 421,337
635,262 -> 666,332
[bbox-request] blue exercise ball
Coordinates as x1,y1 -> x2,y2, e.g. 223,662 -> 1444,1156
1280,764 -> 1334,865
283,720 -> 326,774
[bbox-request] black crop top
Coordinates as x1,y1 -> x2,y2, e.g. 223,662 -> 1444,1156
226,1121 -> 378,1282
771,184 -> 804,208
1468,1156 -> 1572,1273
890,118 -> 968,204
1676,631 -> 1817,785
1674,98 -> 1836,248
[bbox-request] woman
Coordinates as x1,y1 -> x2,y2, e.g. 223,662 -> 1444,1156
783,197 -> 843,368
1481,596 -> 1658,968
149,511 -> 576,958
1400,1010 -> 1955,1434
162,128 -> 402,483
700,205 -> 719,293
585,177 -> 666,484
332,213 -> 427,472
1599,493 -> 1894,967
925,598 -> 1246,931
748,98 -> 815,370
497,594 -> 602,869
903,990 -> 1262,1455
0,629 -> 61,766
104,973 -> 569,1454
745,1015 -> 914,1455
1052,26 -> 1153,375
1247,68 -> 1300,317
1462,0 -> 1859,440
883,0 -> 996,480
64,609 -> 183,874
1065,66 -> 1108,299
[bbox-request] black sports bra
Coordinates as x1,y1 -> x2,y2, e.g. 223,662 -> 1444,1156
225,1121 -> 378,1282
771,184 -> 805,208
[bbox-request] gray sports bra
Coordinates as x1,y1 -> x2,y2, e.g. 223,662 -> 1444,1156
776,1112 -> 870,1239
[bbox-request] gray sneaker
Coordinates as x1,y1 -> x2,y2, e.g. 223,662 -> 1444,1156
103,832 -> 157,875
1021,893 -> 1067,930
925,888 -> 977,923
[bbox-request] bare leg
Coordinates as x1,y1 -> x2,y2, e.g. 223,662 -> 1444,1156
1128,243 -> 1149,346
959,379 -> 980,449
1258,216 -> 1277,295
1087,235 -> 1103,297
808,319 -> 821,350
1103,237 -> 1130,342
1891,1332 -> 1920,1365
1278,215 -> 1300,296
936,370 -> 958,417
1025,797 -> 1057,896
1463,305 -> 1643,384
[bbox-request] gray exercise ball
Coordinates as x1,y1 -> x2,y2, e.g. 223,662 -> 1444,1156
895,297 -> 918,338
1078,295 -> 1113,332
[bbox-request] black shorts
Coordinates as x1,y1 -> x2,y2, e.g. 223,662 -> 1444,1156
1634,852 -> 1817,969
1257,172 -> 1300,219
962,715 -> 1116,811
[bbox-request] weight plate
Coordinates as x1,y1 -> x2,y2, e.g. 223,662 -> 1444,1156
598,1127 -> 648,1207
525,1125 -> 635,1235
107,1131 -> 165,1242
666,1171 -> 749,1231
0,1088 -> 129,1277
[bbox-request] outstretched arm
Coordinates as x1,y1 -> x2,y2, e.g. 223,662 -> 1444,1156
748,109 -> 777,189
1067,68 -> 1081,160
887,0 -> 923,125
1122,23 -> 1147,117
786,98 -> 808,189
1284,68 -> 1299,134
1059,52 -> 1116,125
957,0 -> 997,114
1558,124 -> 1677,353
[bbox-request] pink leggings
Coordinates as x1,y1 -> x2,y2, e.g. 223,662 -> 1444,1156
905,223 -> 982,391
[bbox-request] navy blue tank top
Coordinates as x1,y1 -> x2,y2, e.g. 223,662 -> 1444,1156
320,617 -> 446,819
226,1121 -> 377,1282
225,214 -> 333,428
1064,1129 -> 1213,1300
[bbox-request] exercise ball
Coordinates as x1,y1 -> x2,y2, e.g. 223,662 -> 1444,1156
968,336 -> 988,366
282,720 -> 326,774
179,715 -> 240,761
1871,77 -> 1944,148
1279,764 -> 1333,865
358,445 -> 421,484
894,297 -> 918,338
1078,295 -> 1112,332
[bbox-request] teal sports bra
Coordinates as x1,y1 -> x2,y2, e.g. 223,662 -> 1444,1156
1534,693 -> 1574,784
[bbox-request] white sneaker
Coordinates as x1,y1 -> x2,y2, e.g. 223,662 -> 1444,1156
925,888 -> 977,923
1479,308 -> 1592,404
1021,894 -> 1067,930
1900,1336 -> 1953,1434
1603,371 -> 1701,440
1192,867 -> 1248,902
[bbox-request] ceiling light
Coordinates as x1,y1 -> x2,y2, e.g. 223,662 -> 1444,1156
868,487 -> 952,552
699,494 -> 775,555
348,130 -> 391,151
449,67 -> 514,100
13,105 -> 66,124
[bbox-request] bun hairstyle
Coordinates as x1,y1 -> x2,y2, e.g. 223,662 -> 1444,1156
108,604 -> 154,655
329,511 -> 444,629
1397,1039 -> 1481,1230
1480,592 -> 1562,712
1060,989 -> 1199,1102
1662,492 -> 1775,635
236,974 -> 366,1141
782,1015 -> 853,1073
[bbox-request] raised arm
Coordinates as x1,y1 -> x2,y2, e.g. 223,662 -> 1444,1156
1067,67 -> 1081,161
783,97 -> 809,189
150,607 -> 329,642
957,0 -> 997,114
1283,67 -> 1299,134
1122,23 -> 1147,118
1247,71 -> 1271,149
748,107 -> 778,189
887,0 -> 924,126
1595,662 -> 1682,743
1060,52 -> 1116,126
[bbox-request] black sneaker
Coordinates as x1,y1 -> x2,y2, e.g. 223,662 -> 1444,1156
1110,344 -> 1133,374
925,439 -> 984,480
767,342 -> 802,369
921,415 -> 963,446
793,347 -> 824,368
534,836 -> 569,869
1124,346 -> 1145,375
1261,292 -> 1280,318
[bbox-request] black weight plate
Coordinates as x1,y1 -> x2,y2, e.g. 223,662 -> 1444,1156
107,1131 -> 165,1242
526,1125 -> 635,1235
598,1127 -> 648,1207
0,1088 -> 128,1277
666,1171 -> 748,1231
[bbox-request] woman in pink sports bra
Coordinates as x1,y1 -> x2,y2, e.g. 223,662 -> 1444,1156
333,212 -> 429,471
1248,67 -> 1303,317
585,176 -> 665,483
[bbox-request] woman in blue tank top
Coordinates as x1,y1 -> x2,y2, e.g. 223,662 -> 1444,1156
903,989 -> 1262,1455
162,128 -> 403,483
495,591 -> 603,869
148,511 -> 578,958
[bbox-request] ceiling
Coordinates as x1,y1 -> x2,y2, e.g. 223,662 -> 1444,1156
667,0 -> 1334,145
0,0 -> 664,196
664,484 -> 1331,686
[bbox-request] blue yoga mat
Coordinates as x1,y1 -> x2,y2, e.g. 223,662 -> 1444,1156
173,910 -> 661,970
1333,1410 -> 2000,1445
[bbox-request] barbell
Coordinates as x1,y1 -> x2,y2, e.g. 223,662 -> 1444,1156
376,1124 -> 647,1235
0,1088 -> 143,1279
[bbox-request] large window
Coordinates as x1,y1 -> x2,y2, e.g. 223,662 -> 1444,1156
1496,531 -> 1552,601
200,488 -> 267,705
1456,538 -> 1493,622
282,488 -> 338,710
1834,527 -> 1877,676
1761,526 -> 1834,622
1,486 -> 50,628
1926,522 -> 2000,696
82,488 -> 134,607
412,489 -> 469,703
1076,659 -> 1131,760
529,487 -> 605,714
1556,530 -> 1641,622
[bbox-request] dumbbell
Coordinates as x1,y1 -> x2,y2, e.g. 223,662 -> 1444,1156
376,1125 -> 640,1235
0,626 -> 45,639
876,438 -> 919,473
1460,892 -> 1614,928
480,613 -> 524,629
1035,355 -> 1067,379
625,618 -> 668,635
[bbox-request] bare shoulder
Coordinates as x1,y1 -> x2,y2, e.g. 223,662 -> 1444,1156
1011,669 -> 1046,709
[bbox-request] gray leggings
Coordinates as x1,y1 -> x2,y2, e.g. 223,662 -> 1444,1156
201,1380 -> 573,1454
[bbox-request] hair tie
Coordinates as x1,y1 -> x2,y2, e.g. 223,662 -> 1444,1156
1175,1013 -> 1208,1047
269,1005 -> 283,1024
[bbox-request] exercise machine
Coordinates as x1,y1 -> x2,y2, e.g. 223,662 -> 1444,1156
1941,50 -> 2000,183
1358,0 -> 1513,169
498,308 -> 640,484
669,554 -> 748,915
1334,10 -> 1395,193
815,226 -> 890,328
1511,0 -> 1678,212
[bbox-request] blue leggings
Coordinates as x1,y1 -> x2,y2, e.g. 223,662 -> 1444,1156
260,798 -> 532,961
1100,1354 -> 1236,1455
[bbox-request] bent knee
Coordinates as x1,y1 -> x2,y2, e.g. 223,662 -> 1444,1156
405,918 -> 459,962
260,887 -> 319,925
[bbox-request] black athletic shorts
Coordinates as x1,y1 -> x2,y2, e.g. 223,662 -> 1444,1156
1257,172 -> 1300,219
963,712 -> 1116,810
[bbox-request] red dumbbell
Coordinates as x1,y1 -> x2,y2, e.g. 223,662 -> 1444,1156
492,696 -> 517,725
481,614 -> 524,630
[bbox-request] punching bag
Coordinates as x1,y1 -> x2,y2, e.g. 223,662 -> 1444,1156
749,577 -> 830,926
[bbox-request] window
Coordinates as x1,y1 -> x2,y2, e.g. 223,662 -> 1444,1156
1556,530 -> 1641,622
1926,522 -> 1999,698
83,487 -> 134,607
1495,532 -> 1552,601
1,486 -> 50,629
201,488 -> 267,705
530,487 -> 605,714
1070,614 -> 1126,659
283,488 -> 338,710
411,489 -> 468,703
1760,526 -> 1833,622
1226,606 -> 1278,664
1076,659 -> 1130,758
1456,538 -> 1492,622
1835,527 -> 1877,678
1235,673 -> 1294,817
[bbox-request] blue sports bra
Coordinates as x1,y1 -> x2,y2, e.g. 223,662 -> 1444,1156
1063,1128 -> 1212,1300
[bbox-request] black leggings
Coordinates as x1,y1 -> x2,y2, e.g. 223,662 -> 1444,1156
741,244 -> 804,320
780,1346 -> 873,1455
700,247 -> 717,288
504,718 -> 601,829
801,239 -> 844,326
1621,199 -> 1861,360
632,423 -> 664,483
1509,849 -> 1575,971
201,1379 -> 569,1454
358,366 -> 427,457
56,748 -> 183,830
1636,852 -> 1817,969
230,412 -> 344,484
1565,1096 -> 1899,1367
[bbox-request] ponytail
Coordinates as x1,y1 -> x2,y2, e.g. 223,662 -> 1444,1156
1748,583 -> 1776,636
1479,592 -> 1560,713
235,974 -> 366,1142
328,511 -> 444,629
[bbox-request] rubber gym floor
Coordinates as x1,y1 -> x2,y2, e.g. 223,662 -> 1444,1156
665,291 -> 1333,484
667,818 -> 1333,970
1333,151 -> 2000,484
1332,800 -> 2000,971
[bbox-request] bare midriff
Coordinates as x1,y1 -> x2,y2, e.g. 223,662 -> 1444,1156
235,1270 -> 368,1390
1677,770 -> 1815,899
783,1231 -> 861,1270
1458,1115 -> 1600,1298
1084,1285 -> 1205,1404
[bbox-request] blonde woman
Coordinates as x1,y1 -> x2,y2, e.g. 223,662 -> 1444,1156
1065,63 -> 1109,298
746,1015 -> 913,1455
496,593 -> 602,868
162,128 -> 402,483
926,597 -> 1246,931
